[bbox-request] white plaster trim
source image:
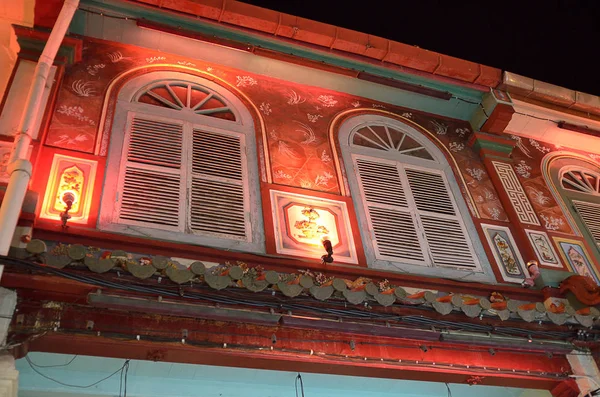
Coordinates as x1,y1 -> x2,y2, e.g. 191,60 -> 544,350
507,99 -> 600,155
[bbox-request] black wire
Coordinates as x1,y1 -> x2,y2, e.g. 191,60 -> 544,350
27,355 -> 78,368
445,383 -> 452,397
2,257 -> 583,342
26,355 -> 130,389
295,373 -> 304,397
124,360 -> 129,397
119,363 -> 124,397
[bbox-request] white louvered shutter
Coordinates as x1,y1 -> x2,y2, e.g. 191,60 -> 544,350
189,129 -> 249,240
117,115 -> 185,230
404,167 -> 479,269
354,156 -> 426,264
573,200 -> 600,247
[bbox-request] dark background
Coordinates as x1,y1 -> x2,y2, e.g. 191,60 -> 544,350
241,0 -> 600,96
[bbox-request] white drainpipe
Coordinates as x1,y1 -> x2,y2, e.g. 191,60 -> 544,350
0,0 -> 80,260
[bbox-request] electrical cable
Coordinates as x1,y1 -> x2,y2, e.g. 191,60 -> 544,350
445,383 -> 453,397
26,355 -> 78,368
295,373 -> 305,397
26,355 -> 130,389
2,256 -> 585,343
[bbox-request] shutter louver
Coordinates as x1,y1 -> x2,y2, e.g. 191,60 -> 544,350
355,157 -> 425,262
573,200 -> 600,246
405,167 -> 477,269
118,115 -> 184,230
190,129 -> 248,239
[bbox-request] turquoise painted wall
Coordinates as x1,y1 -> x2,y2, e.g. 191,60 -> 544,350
17,353 -> 551,397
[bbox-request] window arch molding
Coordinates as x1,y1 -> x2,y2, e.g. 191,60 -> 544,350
543,152 -> 600,257
98,71 -> 265,253
337,113 -> 493,282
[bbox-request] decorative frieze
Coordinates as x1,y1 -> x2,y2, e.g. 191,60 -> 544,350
492,161 -> 540,225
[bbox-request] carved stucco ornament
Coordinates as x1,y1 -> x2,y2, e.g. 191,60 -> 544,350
242,276 -> 269,292
310,285 -> 334,301
343,289 -> 367,305
204,272 -> 230,290
278,281 -> 303,297
127,262 -> 156,279
375,292 -> 396,307
166,265 -> 193,284
432,301 -> 453,315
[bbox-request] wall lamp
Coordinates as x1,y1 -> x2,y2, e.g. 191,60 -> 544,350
321,239 -> 334,264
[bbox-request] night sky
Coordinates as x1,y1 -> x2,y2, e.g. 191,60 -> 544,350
242,1 -> 600,96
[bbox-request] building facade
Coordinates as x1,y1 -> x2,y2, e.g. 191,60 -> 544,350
1,1 -> 600,396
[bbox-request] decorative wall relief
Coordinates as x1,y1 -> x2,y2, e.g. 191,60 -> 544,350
554,237 -> 600,284
46,38 -> 503,215
492,161 -> 540,225
40,154 -> 97,224
481,224 -> 529,284
269,190 -> 358,264
525,229 -> 562,268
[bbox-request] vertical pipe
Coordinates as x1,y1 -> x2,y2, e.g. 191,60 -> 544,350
0,0 -> 80,258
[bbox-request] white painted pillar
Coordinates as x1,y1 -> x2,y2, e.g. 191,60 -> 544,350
568,351 -> 600,397
0,354 -> 18,397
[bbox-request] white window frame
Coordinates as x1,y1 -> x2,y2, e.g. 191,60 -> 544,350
558,165 -> 600,251
339,114 -> 493,282
99,71 -> 264,253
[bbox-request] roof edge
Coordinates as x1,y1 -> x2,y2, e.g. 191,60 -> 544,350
500,71 -> 600,118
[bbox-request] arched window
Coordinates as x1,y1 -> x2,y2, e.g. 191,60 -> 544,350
99,72 -> 264,253
559,166 -> 600,249
339,115 -> 490,280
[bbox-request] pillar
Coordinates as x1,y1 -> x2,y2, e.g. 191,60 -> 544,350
0,354 -> 18,397
567,351 -> 600,397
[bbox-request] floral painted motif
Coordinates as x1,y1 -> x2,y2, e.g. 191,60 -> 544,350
540,214 -> 565,231
466,168 -> 485,181
489,207 -> 501,220
320,150 -> 331,163
71,80 -> 96,97
177,60 -> 196,67
236,76 -> 258,88
372,104 -> 386,109
529,189 -> 551,205
56,105 -> 96,126
307,114 -> 323,123
286,90 -> 306,105
317,95 -> 338,107
493,233 -> 521,275
145,56 -> 166,64
401,112 -> 413,119
274,170 -> 292,180
430,120 -> 448,135
259,102 -> 272,116
53,134 -> 89,146
86,64 -> 105,76
449,142 -> 465,152
515,160 -> 532,178
293,121 -> 317,145
107,51 -> 132,63
351,101 -> 361,108
511,135 -> 533,158
455,128 -> 469,137
529,139 -> 551,154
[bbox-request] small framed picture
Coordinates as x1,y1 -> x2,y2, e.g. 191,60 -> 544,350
481,224 -> 529,283
553,237 -> 600,284
525,229 -> 562,268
